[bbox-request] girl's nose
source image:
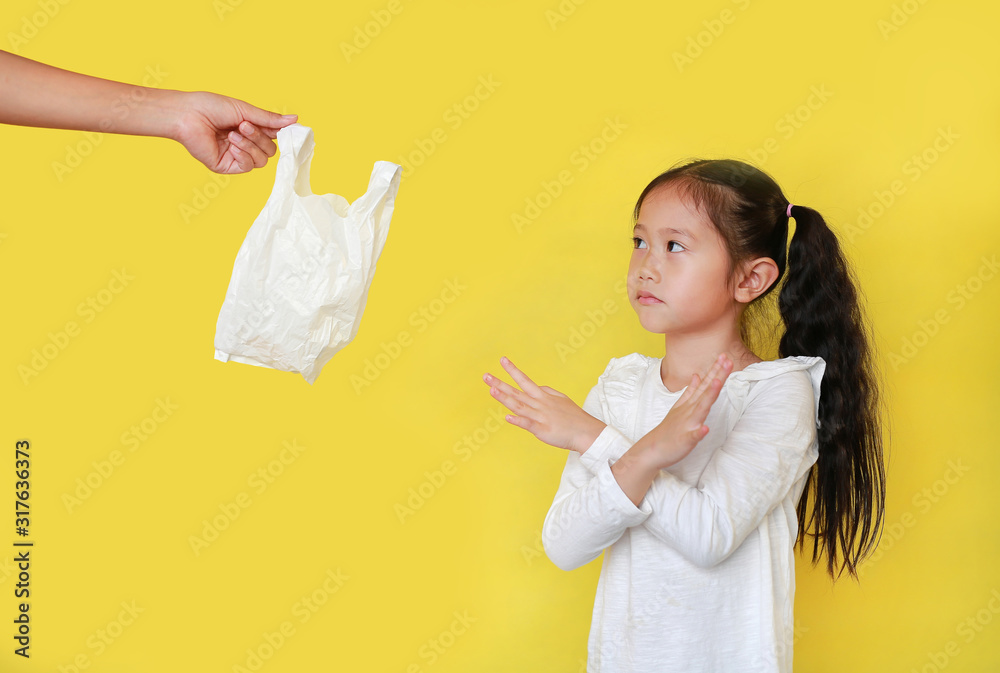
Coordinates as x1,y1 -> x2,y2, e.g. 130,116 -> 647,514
636,252 -> 660,281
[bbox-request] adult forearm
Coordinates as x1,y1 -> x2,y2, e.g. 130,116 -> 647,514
0,50 -> 184,139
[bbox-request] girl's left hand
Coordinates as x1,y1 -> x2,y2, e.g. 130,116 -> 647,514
483,357 -> 606,454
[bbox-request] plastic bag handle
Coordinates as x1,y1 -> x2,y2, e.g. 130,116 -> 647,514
274,123 -> 315,198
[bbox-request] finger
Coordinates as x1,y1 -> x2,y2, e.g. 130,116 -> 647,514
692,355 -> 729,399
538,385 -> 567,398
712,356 -> 734,386
227,142 -> 254,173
700,355 -> 726,388
482,372 -> 529,402
676,373 -> 700,405
488,381 -> 539,418
238,121 -> 278,158
503,412 -> 535,434
228,131 -> 268,168
240,102 -> 298,131
693,378 -> 724,418
499,357 -> 544,397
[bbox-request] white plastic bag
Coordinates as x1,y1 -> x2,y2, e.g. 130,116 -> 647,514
214,123 -> 402,384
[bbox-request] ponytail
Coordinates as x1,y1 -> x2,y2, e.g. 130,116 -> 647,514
779,204 -> 887,579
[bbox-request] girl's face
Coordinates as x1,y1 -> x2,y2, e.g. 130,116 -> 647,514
628,185 -> 738,336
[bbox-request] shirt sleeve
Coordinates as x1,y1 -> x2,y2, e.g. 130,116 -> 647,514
637,370 -> 820,568
541,376 -> 652,571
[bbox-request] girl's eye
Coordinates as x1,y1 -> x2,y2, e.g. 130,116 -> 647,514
632,237 -> 647,250
667,241 -> 685,252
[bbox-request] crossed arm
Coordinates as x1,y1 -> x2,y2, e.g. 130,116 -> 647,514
482,355 -> 818,571
483,354 -> 733,505
0,49 -> 297,173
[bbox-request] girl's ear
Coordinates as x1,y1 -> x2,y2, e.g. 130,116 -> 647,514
733,257 -> 779,304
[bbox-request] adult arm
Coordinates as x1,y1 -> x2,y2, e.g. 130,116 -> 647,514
0,49 -> 297,173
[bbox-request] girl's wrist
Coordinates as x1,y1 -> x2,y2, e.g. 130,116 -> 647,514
627,439 -> 665,474
573,419 -> 607,455
610,441 -> 661,506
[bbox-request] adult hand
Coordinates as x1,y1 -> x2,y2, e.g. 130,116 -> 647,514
172,91 -> 298,174
483,356 -> 606,454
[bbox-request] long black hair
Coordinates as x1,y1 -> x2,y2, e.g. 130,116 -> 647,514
632,158 -> 886,580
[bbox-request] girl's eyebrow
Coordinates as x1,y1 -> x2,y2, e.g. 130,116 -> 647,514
633,223 -> 695,240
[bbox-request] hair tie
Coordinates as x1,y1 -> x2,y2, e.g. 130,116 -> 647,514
786,203 -> 794,218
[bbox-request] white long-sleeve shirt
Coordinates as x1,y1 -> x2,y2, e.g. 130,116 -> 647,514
542,353 -> 826,673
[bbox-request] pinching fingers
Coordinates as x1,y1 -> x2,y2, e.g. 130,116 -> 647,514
239,121 -> 278,157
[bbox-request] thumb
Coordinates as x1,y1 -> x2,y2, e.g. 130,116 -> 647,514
241,103 -> 298,130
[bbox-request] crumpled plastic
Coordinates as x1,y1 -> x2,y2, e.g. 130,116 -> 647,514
214,123 -> 402,384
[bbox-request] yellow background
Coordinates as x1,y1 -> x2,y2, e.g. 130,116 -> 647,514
2,0 -> 998,671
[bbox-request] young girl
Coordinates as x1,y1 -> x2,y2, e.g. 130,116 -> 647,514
482,159 -> 886,672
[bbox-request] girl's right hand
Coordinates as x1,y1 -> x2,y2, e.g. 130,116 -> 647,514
483,356 -> 607,455
643,353 -> 733,469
